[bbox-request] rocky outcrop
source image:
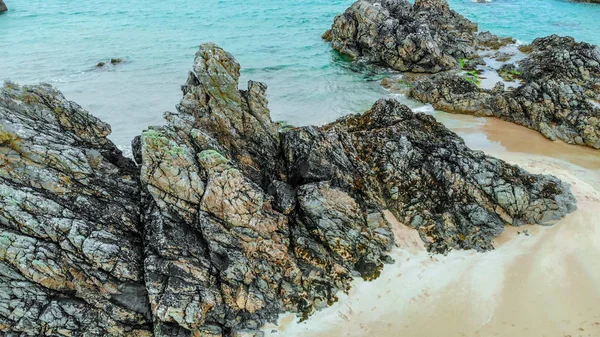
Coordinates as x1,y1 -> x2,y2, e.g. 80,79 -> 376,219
323,0 -> 512,72
326,1 -> 600,149
0,43 -> 577,336
137,43 -> 575,335
0,0 -> 7,13
410,35 -> 600,148
136,43 -> 394,337
0,83 -> 151,336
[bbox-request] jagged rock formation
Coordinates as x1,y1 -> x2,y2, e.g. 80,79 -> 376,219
136,43 -> 575,335
322,0 -> 512,72
0,0 -> 7,13
0,43 -> 577,336
410,35 -> 600,148
325,1 -> 600,149
136,43 -> 394,337
0,83 -> 151,336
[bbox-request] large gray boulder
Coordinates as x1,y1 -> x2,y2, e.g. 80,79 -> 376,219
0,83 -> 151,336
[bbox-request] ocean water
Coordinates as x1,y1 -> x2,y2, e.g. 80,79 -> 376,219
1,0 -> 600,148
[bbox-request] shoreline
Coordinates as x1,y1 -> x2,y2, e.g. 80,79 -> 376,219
263,124 -> 600,337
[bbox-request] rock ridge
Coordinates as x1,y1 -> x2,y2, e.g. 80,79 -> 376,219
0,43 -> 577,336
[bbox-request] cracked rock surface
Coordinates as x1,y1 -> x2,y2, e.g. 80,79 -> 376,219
0,83 -> 151,336
410,35 -> 600,148
326,1 -> 600,149
0,43 -> 577,336
322,0 -> 512,73
137,43 -> 575,335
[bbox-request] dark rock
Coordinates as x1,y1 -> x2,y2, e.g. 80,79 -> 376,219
267,180 -> 296,214
410,35 -> 600,148
139,43 -> 575,335
0,0 -> 7,13
0,43 -> 578,336
96,59 -> 124,68
323,0 -> 511,73
0,82 -> 151,336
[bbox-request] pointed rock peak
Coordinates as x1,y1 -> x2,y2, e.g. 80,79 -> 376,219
193,42 -> 241,94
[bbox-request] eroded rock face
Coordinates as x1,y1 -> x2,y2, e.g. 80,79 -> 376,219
323,0 -> 511,72
137,43 -> 394,337
0,43 -> 577,336
285,99 -> 576,252
410,35 -> 600,148
0,83 -> 151,336
138,43 -> 575,336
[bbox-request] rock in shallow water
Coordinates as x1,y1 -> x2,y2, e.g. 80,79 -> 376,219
410,35 -> 600,148
323,0 -> 511,73
0,43 -> 577,336
326,1 -> 600,149
0,0 -> 7,13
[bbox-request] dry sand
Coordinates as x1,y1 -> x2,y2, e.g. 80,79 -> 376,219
263,112 -> 600,337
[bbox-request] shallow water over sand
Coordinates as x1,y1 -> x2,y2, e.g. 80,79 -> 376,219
264,111 -> 600,337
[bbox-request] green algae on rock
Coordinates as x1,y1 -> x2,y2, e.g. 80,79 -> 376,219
0,82 -> 151,336
0,43 -> 577,336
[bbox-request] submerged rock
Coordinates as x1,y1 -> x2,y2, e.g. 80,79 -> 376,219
323,0 -> 511,73
0,43 -> 577,336
410,35 -> 600,148
0,82 -> 151,336
96,58 -> 124,68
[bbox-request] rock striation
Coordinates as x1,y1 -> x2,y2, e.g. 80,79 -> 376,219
410,35 -> 600,148
0,43 -> 577,336
0,83 -> 151,336
136,43 -> 394,337
322,0 -> 512,73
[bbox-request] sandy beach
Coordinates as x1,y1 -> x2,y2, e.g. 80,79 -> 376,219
264,113 -> 600,337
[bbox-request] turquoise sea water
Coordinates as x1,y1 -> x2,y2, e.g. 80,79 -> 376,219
1,0 -> 600,148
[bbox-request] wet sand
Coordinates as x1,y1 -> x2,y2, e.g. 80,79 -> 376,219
264,112 -> 600,337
